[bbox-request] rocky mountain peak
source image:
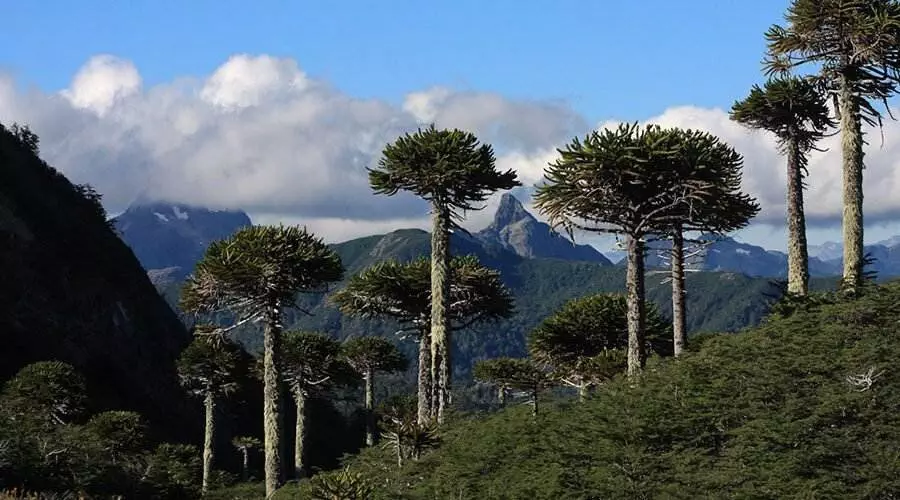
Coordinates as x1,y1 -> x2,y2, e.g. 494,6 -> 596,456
490,193 -> 534,229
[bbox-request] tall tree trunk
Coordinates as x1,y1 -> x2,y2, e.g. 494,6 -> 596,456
293,390 -> 307,479
417,330 -> 432,425
531,389 -> 538,419
498,385 -> 507,407
240,448 -> 249,482
786,136 -> 810,296
429,201 -> 452,424
625,235 -> 647,376
364,368 -> 375,446
262,302 -> 284,497
838,74 -> 865,293
202,392 -> 216,495
671,227 -> 687,356
578,383 -> 587,403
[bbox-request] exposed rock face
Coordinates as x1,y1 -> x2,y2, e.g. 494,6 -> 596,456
475,193 -> 612,265
113,201 -> 252,279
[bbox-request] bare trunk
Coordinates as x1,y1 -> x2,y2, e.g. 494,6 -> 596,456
364,368 -> 375,446
202,392 -> 216,495
240,448 -> 249,482
262,302 -> 284,497
429,201 -> 451,424
626,235 -> 646,376
838,74 -> 865,292
786,136 -> 810,296
293,390 -> 307,479
498,386 -> 507,407
578,383 -> 587,403
417,329 -> 432,425
531,389 -> 538,419
671,228 -> 686,356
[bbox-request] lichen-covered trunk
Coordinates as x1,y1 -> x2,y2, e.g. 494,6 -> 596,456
417,329 -> 432,425
293,390 -> 307,479
429,201 -> 452,425
498,385 -> 507,407
626,235 -> 647,376
786,136 -> 810,296
240,448 -> 249,482
202,392 -> 216,495
838,74 -> 865,293
530,388 -> 539,419
262,302 -> 284,497
671,228 -> 686,357
364,369 -> 375,446
578,383 -> 588,403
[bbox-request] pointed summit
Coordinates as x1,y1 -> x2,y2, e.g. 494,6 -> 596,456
475,192 -> 612,265
490,193 -> 533,229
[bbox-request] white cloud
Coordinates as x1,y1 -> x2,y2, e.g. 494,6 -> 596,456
604,105 -> 900,228
2,53 -> 900,247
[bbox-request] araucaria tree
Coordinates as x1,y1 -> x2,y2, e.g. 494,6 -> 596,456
528,294 -> 671,401
281,331 -> 354,479
662,129 -> 760,355
331,254 -> 514,424
535,123 -> 702,376
765,0 -> 900,292
232,436 -> 262,482
176,334 -> 245,494
342,336 -> 408,446
180,225 -> 344,496
731,77 -> 834,297
369,125 -> 520,423
473,358 -> 553,419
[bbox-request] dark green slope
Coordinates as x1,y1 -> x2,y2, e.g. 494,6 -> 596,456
180,228 -> 785,378
0,124 -> 195,440
345,281 -> 900,499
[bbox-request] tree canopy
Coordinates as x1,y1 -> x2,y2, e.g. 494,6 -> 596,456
368,124 -> 521,221
342,336 -> 409,376
281,331 -> 355,396
176,336 -> 246,398
331,255 -> 515,336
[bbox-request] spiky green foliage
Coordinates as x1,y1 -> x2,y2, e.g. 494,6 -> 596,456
180,224 -> 344,319
730,76 -> 836,160
176,336 -> 245,398
344,281 -> 900,499
84,411 -> 149,459
473,358 -> 554,417
764,0 -> 900,124
368,124 -> 521,222
765,0 -> 900,291
528,294 -> 671,390
0,361 -> 87,427
231,436 -> 262,451
308,466 -> 375,500
331,255 -> 515,337
281,332 -> 356,396
342,337 -> 409,376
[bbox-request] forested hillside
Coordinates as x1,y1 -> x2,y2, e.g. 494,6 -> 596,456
0,124 -> 196,441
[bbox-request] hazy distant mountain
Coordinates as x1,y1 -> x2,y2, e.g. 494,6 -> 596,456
474,193 -> 613,265
113,201 -> 252,283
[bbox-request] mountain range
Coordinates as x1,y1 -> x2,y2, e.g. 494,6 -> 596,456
115,193 -> 900,283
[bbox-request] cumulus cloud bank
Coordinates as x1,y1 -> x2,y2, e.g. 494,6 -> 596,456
1,53 -> 899,243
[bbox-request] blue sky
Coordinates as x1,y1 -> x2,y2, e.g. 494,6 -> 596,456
2,0 -> 786,121
3,0 -> 900,251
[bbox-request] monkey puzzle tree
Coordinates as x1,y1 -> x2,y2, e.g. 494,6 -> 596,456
281,331 -> 355,479
765,0 -> 900,292
232,436 -> 262,482
176,334 -> 246,494
180,225 -> 344,496
473,358 -> 553,419
659,129 -> 760,356
731,77 -> 834,297
535,123 -> 704,376
342,336 -> 409,446
1,361 -> 87,429
369,125 -> 520,423
331,254 -> 514,424
528,294 -> 671,401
